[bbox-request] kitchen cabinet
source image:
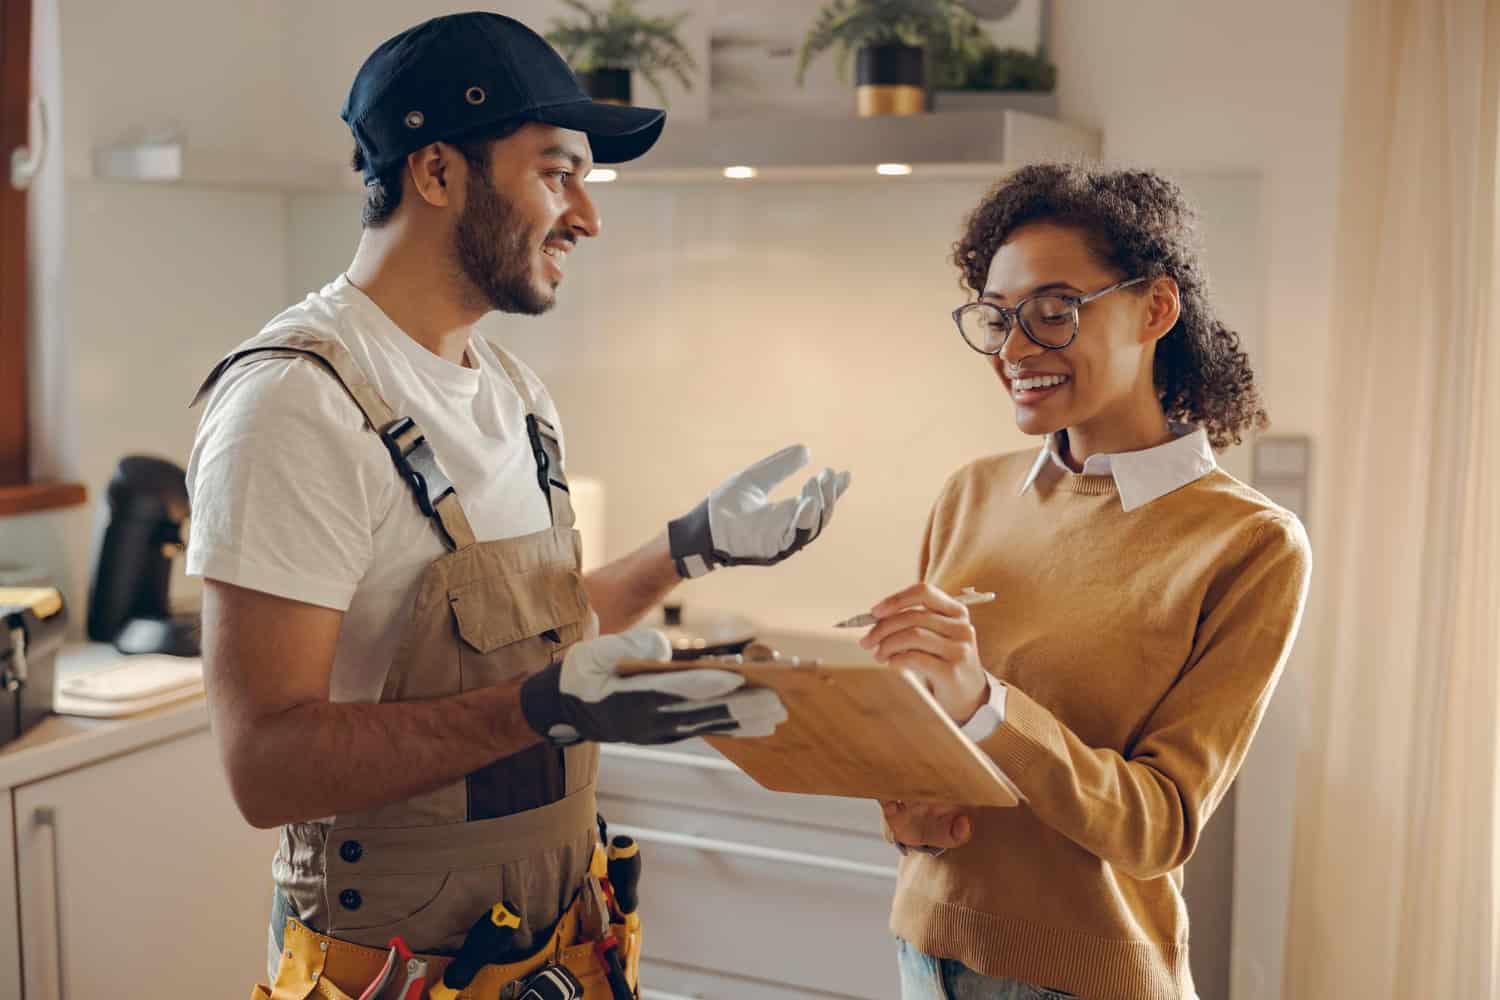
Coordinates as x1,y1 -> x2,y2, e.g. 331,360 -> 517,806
14,728 -> 276,998
1,648 -> 277,1000
597,772 -> 900,1000
2,788 -> 19,1000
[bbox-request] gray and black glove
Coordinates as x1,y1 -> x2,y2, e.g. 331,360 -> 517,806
668,444 -> 852,579
520,627 -> 787,746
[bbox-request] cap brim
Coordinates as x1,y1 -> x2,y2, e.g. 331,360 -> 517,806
534,100 -> 666,164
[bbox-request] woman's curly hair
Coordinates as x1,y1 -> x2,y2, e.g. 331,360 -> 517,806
954,162 -> 1267,449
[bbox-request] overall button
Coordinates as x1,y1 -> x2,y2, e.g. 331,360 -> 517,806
339,840 -> 364,864
339,889 -> 362,911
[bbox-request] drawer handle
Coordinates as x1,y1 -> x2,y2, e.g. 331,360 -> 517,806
599,745 -> 741,774
29,808 -> 65,1000
640,990 -> 703,1000
610,823 -> 898,880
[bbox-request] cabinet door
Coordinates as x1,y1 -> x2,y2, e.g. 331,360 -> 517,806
640,959 -> 871,1000
2,787 -> 19,1000
599,794 -> 901,1000
15,728 -> 279,999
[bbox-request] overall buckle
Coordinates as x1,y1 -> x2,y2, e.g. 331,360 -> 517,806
526,415 -> 571,510
380,416 -> 455,518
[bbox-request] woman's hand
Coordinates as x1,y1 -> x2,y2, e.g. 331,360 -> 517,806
881,799 -> 973,854
860,582 -> 990,723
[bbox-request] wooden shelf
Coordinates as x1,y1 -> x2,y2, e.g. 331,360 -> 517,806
0,481 -> 87,517
630,108 -> 1100,177
84,110 -> 1101,191
90,144 -> 362,193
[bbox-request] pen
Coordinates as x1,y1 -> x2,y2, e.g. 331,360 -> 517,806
833,586 -> 997,628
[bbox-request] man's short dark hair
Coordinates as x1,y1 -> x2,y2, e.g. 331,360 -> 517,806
353,118 -> 527,228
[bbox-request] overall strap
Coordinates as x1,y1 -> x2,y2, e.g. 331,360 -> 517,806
190,327 -> 478,551
485,341 -> 575,530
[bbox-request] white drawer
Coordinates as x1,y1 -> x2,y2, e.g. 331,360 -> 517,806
598,796 -> 901,1000
640,956 -> 887,1000
598,741 -> 886,836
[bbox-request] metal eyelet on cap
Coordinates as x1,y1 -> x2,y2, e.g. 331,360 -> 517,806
465,86 -> 486,105
404,110 -> 425,129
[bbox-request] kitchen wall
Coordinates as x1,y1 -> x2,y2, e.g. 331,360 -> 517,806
285,173 -> 1263,632
5,3 -> 1349,999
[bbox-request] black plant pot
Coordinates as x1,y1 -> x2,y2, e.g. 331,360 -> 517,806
582,68 -> 632,106
854,43 -> 926,117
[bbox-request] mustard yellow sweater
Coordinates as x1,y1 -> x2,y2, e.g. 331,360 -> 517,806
889,450 -> 1312,1000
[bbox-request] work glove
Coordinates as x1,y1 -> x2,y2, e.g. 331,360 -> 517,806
520,627 -> 787,746
667,444 -> 852,579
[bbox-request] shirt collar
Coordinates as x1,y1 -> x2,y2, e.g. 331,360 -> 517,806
1017,423 -> 1217,511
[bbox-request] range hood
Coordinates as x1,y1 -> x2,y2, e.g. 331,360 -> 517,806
614,109 -> 1099,183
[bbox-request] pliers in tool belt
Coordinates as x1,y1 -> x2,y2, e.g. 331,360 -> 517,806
357,936 -> 428,1000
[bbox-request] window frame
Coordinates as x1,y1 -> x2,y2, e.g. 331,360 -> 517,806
1,0 -> 84,515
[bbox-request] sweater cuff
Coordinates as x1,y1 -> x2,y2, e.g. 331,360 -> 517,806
975,683 -> 1059,785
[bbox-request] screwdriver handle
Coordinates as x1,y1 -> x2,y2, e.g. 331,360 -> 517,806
606,835 -> 641,915
441,901 -> 521,992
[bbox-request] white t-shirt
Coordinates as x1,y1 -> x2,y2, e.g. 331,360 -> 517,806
186,275 -> 565,703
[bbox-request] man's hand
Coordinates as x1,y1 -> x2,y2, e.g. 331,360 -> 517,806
881,799 -> 973,856
861,582 -> 989,723
668,444 -> 851,578
520,627 -> 788,745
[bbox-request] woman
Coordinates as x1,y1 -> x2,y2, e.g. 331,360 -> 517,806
862,164 -> 1311,1000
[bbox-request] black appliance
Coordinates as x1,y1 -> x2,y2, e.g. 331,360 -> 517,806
87,455 -> 200,657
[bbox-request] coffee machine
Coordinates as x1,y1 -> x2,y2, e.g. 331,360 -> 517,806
87,455 -> 200,657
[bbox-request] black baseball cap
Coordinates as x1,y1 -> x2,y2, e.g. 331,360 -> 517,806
342,11 -> 667,179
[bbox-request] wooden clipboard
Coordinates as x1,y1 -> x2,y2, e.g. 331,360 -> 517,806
617,658 -> 1020,807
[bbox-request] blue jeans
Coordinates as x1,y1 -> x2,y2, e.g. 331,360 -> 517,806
898,939 -> 1080,1000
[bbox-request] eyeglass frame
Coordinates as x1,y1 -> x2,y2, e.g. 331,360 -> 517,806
951,276 -> 1149,354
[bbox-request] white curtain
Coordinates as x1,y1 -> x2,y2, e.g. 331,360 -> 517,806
1282,0 -> 1500,996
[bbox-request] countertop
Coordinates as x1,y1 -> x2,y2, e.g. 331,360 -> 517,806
0,644 -> 209,792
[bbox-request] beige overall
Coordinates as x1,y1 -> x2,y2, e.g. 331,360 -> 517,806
194,328 -> 639,999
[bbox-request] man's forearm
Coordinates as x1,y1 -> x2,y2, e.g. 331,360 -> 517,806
216,682 -> 540,828
584,532 -> 682,634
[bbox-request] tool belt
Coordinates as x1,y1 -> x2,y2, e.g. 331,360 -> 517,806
253,885 -> 640,1000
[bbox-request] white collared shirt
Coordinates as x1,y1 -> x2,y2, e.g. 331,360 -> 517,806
1017,422 -> 1218,511
959,423 -> 1219,742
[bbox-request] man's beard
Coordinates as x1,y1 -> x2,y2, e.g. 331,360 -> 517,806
453,170 -> 559,316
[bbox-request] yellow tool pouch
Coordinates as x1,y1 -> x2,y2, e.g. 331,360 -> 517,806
252,887 -> 641,1000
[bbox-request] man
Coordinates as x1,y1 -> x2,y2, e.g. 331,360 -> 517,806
186,12 -> 849,997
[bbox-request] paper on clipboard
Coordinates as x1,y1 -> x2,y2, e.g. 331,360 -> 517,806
617,657 -> 1020,807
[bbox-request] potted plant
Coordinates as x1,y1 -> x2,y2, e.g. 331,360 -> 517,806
930,26 -> 1058,115
545,0 -> 697,107
796,0 -> 979,117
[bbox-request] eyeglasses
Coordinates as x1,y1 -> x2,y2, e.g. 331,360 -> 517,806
952,276 -> 1147,354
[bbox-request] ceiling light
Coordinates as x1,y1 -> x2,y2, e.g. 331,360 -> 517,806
722,165 -> 758,180
877,163 -> 913,176
586,168 -> 618,183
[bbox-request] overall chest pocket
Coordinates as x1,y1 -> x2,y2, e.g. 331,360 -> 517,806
447,562 -> 592,817
447,565 -> 588,688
